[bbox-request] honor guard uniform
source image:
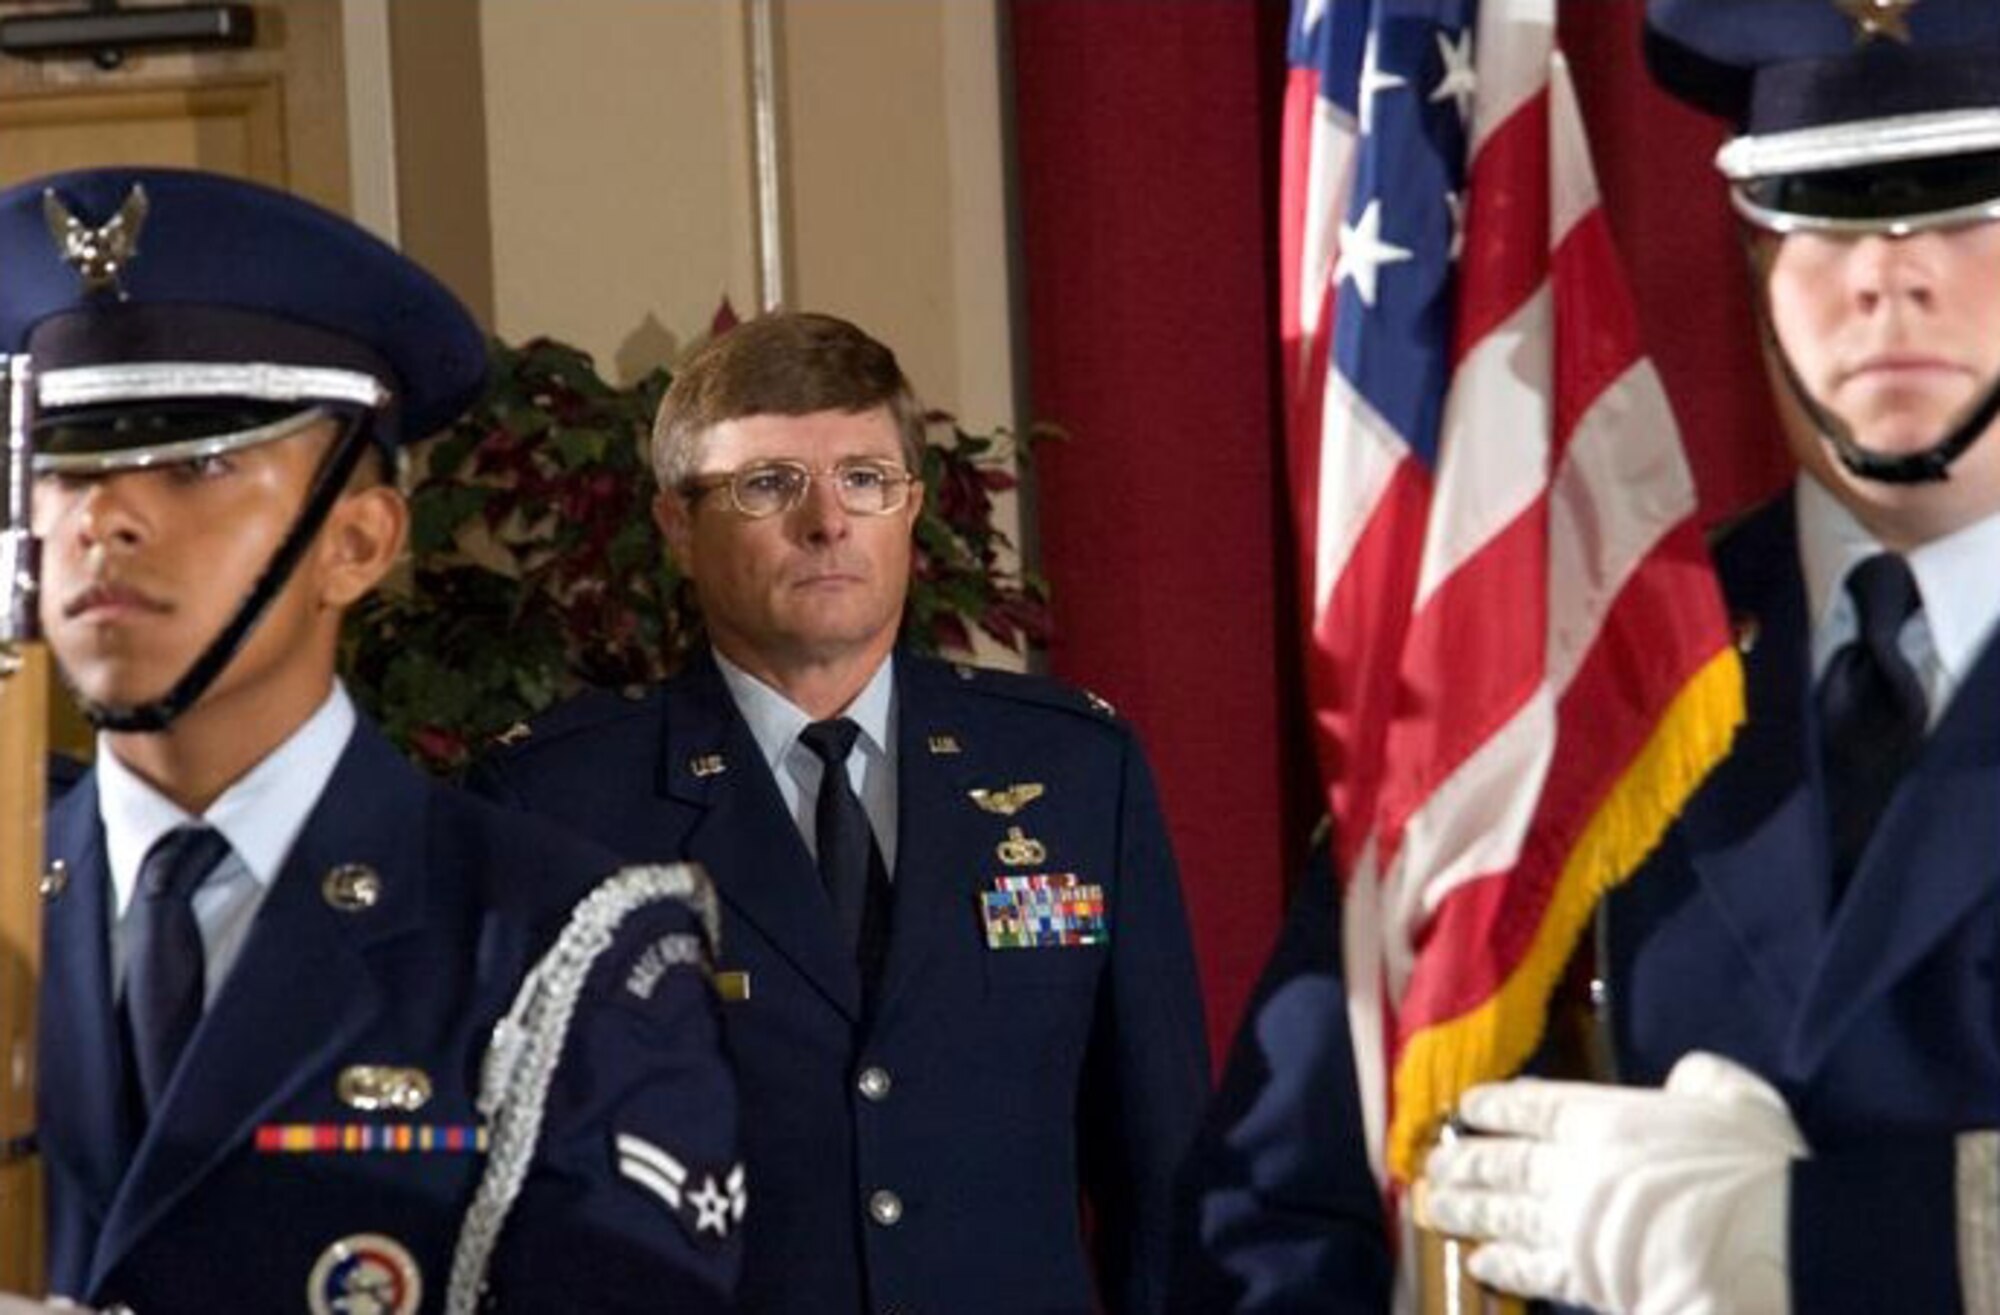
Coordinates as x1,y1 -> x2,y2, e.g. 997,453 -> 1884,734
1189,3 -> 2000,1313
470,312 -> 1210,1315
8,169 -> 743,1314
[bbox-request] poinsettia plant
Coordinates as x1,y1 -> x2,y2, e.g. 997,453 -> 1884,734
342,331 -> 1050,774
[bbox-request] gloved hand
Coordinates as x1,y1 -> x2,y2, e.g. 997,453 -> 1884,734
1422,1051 -> 1806,1315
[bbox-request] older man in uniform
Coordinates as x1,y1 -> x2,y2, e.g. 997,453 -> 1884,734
472,311 -> 1210,1315
1183,1 -> 2000,1311
6,168 -> 741,1313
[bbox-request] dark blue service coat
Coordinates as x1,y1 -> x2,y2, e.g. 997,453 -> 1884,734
1170,838 -> 1389,1315
470,650 -> 1211,1315
1180,494 -> 2000,1312
40,718 -> 742,1313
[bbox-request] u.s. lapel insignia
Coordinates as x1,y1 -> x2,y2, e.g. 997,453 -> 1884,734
307,1232 -> 423,1315
39,860 -> 68,902
927,734 -> 962,755
43,183 -> 149,296
688,753 -> 728,779
614,1132 -> 748,1247
715,970 -> 752,1003
995,825 -> 1048,867
968,783 -> 1044,816
338,1065 -> 434,1113
322,864 -> 383,912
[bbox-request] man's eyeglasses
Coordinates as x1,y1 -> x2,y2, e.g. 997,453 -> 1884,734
681,458 -> 917,519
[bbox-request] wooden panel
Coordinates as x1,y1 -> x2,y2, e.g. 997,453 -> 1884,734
388,0 -> 493,326
0,77 -> 285,187
0,0 -> 349,209
0,645 -> 49,1293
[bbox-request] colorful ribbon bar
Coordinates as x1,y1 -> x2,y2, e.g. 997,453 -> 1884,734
980,872 -> 1109,949
255,1123 -> 490,1154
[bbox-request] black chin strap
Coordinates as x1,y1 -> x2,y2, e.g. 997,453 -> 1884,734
84,412 -> 375,733
1746,239 -> 2000,486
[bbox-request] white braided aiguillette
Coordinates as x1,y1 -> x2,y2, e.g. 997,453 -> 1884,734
444,862 -> 718,1314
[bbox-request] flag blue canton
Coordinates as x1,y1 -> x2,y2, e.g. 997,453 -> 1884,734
1298,0 -> 1477,471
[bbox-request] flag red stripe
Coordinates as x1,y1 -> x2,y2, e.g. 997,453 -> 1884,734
1286,278 -> 1336,575
1309,455 -> 1431,878
1451,89 -> 1550,366
1280,65 -> 1324,377
1552,206 -> 1648,450
1394,519 -> 1729,1027
1374,500 -> 1547,859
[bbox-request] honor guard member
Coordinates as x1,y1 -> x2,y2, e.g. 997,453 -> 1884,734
470,312 -> 1211,1315
8,169 -> 743,1314
1184,2 -> 2000,1312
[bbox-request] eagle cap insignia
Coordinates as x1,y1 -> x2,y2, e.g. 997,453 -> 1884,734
968,783 -> 1045,816
43,182 -> 150,296
1833,0 -> 1918,44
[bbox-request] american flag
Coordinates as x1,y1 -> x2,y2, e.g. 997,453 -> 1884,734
1281,0 -> 1744,1189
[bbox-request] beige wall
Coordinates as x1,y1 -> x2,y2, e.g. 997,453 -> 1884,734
479,0 -> 758,384
472,0 -> 1018,432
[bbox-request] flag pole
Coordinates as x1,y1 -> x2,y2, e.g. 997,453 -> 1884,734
0,351 -> 47,1293
1415,1126 -> 1524,1315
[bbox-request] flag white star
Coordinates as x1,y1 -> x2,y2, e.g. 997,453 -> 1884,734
1336,199 -> 1413,308
1359,28 -> 1405,135
1430,28 -> 1477,126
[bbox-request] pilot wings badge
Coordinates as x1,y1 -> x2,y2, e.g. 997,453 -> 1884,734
967,783 -> 1045,817
44,182 -> 149,296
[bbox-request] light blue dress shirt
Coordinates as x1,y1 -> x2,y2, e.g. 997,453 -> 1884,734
714,649 -> 899,876
98,681 -> 356,1000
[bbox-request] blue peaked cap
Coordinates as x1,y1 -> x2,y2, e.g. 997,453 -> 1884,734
1645,0 -> 2000,230
0,167 -> 485,465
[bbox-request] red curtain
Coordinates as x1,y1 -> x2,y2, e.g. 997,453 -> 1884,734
1008,0 -> 1789,1061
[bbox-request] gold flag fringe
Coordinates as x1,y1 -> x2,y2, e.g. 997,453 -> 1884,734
1387,644 -> 1746,1182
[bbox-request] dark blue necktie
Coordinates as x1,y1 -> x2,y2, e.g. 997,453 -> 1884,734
126,825 -> 231,1112
799,719 -> 891,995
1818,553 -> 1926,903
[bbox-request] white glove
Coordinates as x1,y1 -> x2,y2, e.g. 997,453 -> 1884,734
1422,1051 -> 1806,1315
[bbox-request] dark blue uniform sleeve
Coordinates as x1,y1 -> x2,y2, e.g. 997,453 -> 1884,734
1081,733 -> 1213,1315
1789,1138 -> 1964,1313
484,880 -> 742,1312
1172,837 -> 1393,1315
